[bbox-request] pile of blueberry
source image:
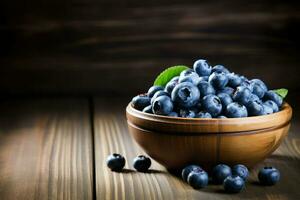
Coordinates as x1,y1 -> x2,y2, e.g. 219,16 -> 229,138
132,59 -> 283,118
182,164 -> 280,193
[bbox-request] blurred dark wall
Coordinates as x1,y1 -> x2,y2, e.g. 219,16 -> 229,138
0,0 -> 299,97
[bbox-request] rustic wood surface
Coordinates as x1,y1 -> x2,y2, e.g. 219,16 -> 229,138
0,98 -> 94,200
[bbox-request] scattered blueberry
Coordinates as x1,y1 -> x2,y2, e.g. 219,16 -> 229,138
202,95 -> 222,117
171,82 -> 200,108
232,164 -> 249,180
208,72 -> 229,89
223,175 -> 245,193
212,164 -> 232,184
106,153 -> 126,172
258,166 -> 280,186
147,86 -> 164,98
152,95 -> 173,115
132,94 -> 151,111
182,165 -> 202,182
187,169 -> 209,189
226,102 -> 248,118
133,155 -> 152,172
193,59 -> 212,76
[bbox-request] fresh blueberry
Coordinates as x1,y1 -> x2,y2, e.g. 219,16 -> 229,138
202,95 -> 222,117
232,164 -> 249,180
233,86 -> 251,105
263,104 -> 274,115
196,111 -> 212,118
133,155 -> 152,172
223,175 -> 245,193
151,90 -> 170,104
179,109 -> 196,118
193,59 -> 212,76
208,72 -> 229,89
250,81 -> 265,98
251,79 -> 268,92
179,69 -> 199,85
182,165 -> 202,182
165,80 -> 178,94
264,90 -> 283,107
227,73 -> 242,88
217,93 -> 233,111
248,94 -> 261,103
142,105 -> 153,114
212,65 -> 230,74
226,102 -> 248,118
217,115 -> 227,118
246,100 -> 265,116
264,100 -> 279,113
240,75 -> 248,82
240,80 -> 254,92
132,94 -> 151,111
170,76 -> 179,82
198,76 -> 209,82
147,86 -> 164,98
212,164 -> 232,184
171,82 -> 200,108
217,87 -> 235,96
258,166 -> 280,186
168,112 -> 179,117
197,81 -> 215,96
152,95 -> 173,115
187,169 -> 209,189
106,153 -> 126,172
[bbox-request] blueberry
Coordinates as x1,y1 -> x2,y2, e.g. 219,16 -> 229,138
142,105 -> 153,114
227,73 -> 242,88
198,76 -> 209,82
179,109 -> 196,118
187,169 -> 209,189
263,104 -> 274,115
182,165 -> 202,182
217,87 -> 234,96
133,155 -> 152,172
170,76 -> 179,82
171,82 -> 200,108
258,166 -> 280,186
179,69 -> 199,85
240,75 -> 248,82
240,80 -> 254,92
165,80 -> 178,94
246,100 -> 264,116
202,95 -> 222,117
264,90 -> 283,107
168,112 -> 179,117
212,164 -> 232,184
226,102 -> 248,118
106,153 -> 126,172
217,115 -> 227,118
197,81 -> 215,96
152,95 -> 173,115
196,111 -> 212,118
232,86 -> 251,105
151,90 -> 170,104
208,72 -> 229,89
248,94 -> 261,103
212,65 -> 230,74
217,93 -> 233,110
251,79 -> 268,92
147,86 -> 164,98
132,94 -> 151,111
223,175 -> 245,193
193,59 -> 212,76
232,164 -> 249,180
264,100 -> 279,113
250,81 -> 265,98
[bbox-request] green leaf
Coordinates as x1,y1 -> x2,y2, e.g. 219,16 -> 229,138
154,65 -> 189,87
274,88 -> 288,99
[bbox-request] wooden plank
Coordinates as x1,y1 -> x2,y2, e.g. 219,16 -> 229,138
0,98 -> 94,200
94,98 -> 300,199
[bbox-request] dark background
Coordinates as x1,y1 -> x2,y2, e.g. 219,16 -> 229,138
0,0 -> 299,102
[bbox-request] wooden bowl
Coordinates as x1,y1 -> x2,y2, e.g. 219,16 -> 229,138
126,103 -> 292,170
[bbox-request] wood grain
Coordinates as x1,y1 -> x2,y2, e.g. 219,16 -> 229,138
0,98 -> 94,200
94,98 -> 300,199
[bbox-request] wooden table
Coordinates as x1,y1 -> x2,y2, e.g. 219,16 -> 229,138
0,98 -> 299,200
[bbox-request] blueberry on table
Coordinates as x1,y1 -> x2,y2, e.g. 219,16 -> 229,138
132,94 -> 151,111
246,100 -> 265,116
227,73 -> 242,88
171,82 -> 200,108
182,165 -> 202,182
179,109 -> 196,118
258,166 -> 280,186
264,90 -> 283,107
147,86 -> 164,98
151,90 -> 170,105
133,155 -> 152,172
223,175 -> 245,193
217,93 -> 233,110
232,164 -> 249,180
152,95 -> 173,115
179,69 -> 200,85
197,81 -> 215,97
212,65 -> 230,74
142,105 -> 153,114
193,59 -> 212,76
196,111 -> 212,118
202,94 -> 222,117
264,100 -> 279,112
106,153 -> 126,172
208,72 -> 229,89
226,102 -> 248,118
212,164 -> 232,184
187,169 -> 209,189
233,86 -> 251,105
